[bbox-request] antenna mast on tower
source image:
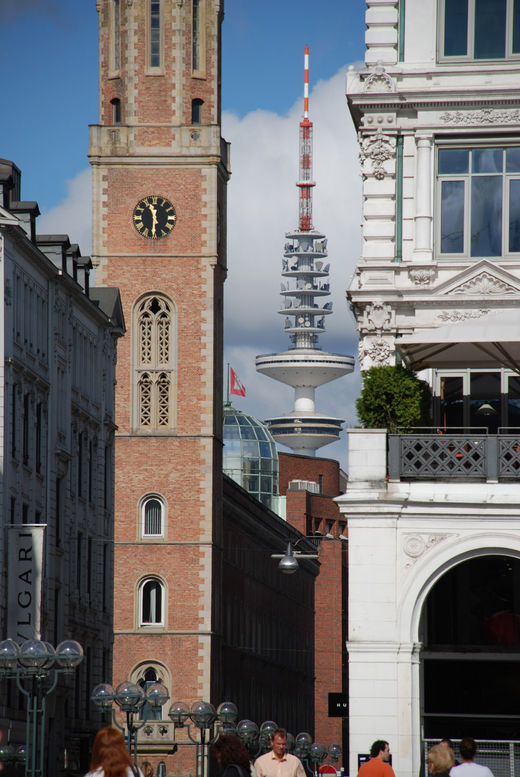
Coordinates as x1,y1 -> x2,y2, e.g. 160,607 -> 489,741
256,47 -> 354,457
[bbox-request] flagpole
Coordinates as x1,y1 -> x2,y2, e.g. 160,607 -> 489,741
226,362 -> 230,406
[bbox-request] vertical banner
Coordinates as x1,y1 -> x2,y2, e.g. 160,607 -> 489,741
7,525 -> 45,642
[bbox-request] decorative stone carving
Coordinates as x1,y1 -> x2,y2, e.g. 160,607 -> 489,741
409,268 -> 436,286
363,300 -> 394,332
359,129 -> 396,180
437,309 -> 490,323
440,109 -> 520,126
358,336 -> 393,369
451,271 -> 517,295
403,533 -> 449,567
363,62 -> 396,93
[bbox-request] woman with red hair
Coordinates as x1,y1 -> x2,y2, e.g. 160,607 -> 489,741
85,727 -> 144,777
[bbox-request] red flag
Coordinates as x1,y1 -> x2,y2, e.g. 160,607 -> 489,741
230,367 -> 246,397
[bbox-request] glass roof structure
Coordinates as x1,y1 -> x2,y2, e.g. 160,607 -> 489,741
223,406 -> 279,508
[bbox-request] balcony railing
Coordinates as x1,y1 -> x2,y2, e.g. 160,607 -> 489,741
388,428 -> 520,481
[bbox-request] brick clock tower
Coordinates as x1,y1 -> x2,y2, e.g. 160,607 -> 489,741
89,0 -> 229,769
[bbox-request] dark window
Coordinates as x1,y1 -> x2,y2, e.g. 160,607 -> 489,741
438,146 -> 520,258
442,0 -> 520,59
138,668 -> 163,720
113,0 -> 120,70
22,504 -> 29,525
23,393 -> 30,466
150,0 -> 161,67
11,384 -> 17,459
192,0 -> 200,70
78,432 -> 84,497
141,579 -> 163,624
111,98 -> 121,124
77,532 -> 83,592
56,477 -> 62,547
35,402 -> 42,474
87,538 -> 93,598
88,440 -> 93,503
191,98 -> 203,124
10,497 -> 16,525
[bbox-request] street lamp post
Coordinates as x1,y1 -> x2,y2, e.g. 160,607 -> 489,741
235,721 -> 342,777
0,638 -> 84,777
168,700 -> 238,777
91,680 -> 170,769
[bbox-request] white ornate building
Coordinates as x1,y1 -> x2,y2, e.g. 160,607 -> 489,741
340,2 -> 520,776
0,158 -> 124,772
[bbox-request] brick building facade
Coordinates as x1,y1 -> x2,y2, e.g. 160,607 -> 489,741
89,1 -> 229,772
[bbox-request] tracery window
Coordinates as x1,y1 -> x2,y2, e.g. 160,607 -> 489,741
149,0 -> 161,68
134,295 -> 175,430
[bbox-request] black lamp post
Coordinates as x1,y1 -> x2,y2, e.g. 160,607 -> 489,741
168,700 -> 238,777
91,680 -> 170,769
0,638 -> 84,777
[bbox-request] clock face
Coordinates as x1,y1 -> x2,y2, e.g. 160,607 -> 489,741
133,195 -> 177,239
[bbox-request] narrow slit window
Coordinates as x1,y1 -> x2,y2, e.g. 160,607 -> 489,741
150,0 -> 161,68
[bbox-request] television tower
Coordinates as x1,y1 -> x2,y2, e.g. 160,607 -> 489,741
256,47 -> 354,456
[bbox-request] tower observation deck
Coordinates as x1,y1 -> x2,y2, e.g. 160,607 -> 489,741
256,47 -> 354,456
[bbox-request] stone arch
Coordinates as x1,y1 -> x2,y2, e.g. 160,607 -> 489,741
398,532 -> 520,645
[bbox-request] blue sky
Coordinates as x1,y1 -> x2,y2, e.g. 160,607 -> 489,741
1,0 -> 367,469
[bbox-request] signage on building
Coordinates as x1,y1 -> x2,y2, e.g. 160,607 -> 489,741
7,525 -> 45,642
328,692 -> 348,717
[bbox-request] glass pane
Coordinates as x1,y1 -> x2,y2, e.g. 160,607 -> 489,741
507,376 -> 520,427
506,148 -> 520,172
441,181 -> 465,253
444,0 -> 468,56
438,148 -> 469,174
509,180 -> 520,252
144,499 -> 162,535
470,371 -> 501,432
472,147 -> 503,173
475,0 -> 506,58
440,376 -> 464,429
514,0 -> 520,53
471,176 -> 502,256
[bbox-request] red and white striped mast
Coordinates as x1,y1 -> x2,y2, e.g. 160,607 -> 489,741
298,46 -> 316,231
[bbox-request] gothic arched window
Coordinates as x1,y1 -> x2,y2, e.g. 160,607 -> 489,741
134,295 -> 176,430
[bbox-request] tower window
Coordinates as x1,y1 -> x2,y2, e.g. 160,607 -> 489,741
142,497 -> 164,537
150,0 -> 161,68
140,578 -> 164,625
111,98 -> 121,125
192,0 -> 203,72
192,98 -> 203,124
112,0 -> 121,71
134,295 -> 176,431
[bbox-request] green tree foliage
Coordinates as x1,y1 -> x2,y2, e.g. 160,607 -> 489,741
356,365 -> 432,432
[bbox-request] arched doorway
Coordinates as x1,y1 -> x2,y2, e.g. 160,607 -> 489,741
420,554 -> 520,739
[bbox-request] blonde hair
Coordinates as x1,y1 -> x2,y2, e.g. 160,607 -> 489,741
428,744 -> 455,774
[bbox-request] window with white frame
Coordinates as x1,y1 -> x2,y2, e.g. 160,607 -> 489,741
437,146 -> 520,259
440,0 -> 520,60
142,496 -> 164,537
140,578 -> 164,626
134,295 -> 176,430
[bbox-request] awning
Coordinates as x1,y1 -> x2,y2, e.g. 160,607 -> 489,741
396,309 -> 520,373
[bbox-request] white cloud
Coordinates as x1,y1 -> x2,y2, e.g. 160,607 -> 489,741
38,168 -> 92,256
36,66 -> 362,471
223,66 -> 362,470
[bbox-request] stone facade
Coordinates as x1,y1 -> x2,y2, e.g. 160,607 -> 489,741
0,159 -> 122,773
342,2 -> 520,776
89,1 -> 229,772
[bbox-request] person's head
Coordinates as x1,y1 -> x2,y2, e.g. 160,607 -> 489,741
428,744 -> 455,774
141,761 -> 155,777
212,734 -> 251,771
459,738 -> 477,762
271,729 -> 288,759
370,741 -> 390,761
439,740 -> 454,751
90,727 -> 132,777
